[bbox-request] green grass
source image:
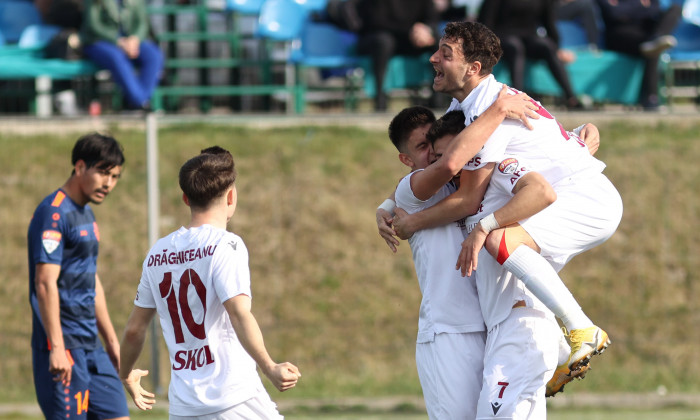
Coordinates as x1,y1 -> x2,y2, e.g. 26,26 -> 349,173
2,406 -> 699,420
2,118 -> 700,405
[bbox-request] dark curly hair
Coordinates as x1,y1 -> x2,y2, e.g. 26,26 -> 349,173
442,21 -> 503,75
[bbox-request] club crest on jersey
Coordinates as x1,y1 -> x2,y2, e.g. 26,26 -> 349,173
41,230 -> 62,254
498,158 -> 519,174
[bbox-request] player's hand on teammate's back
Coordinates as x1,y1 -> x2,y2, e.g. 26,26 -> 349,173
392,208 -> 417,240
456,224 -> 489,277
376,208 -> 399,252
122,369 -> 156,410
49,348 -> 72,386
264,362 -> 301,392
579,123 -> 600,156
492,85 -> 540,130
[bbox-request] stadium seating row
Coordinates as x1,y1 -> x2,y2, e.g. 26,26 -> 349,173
1,0 -> 699,115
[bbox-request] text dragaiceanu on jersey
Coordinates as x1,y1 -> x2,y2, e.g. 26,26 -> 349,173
147,245 -> 218,267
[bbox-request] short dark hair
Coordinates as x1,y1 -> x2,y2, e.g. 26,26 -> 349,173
179,146 -> 237,209
388,106 -> 436,152
426,110 -> 465,145
442,21 -> 502,75
72,132 -> 125,172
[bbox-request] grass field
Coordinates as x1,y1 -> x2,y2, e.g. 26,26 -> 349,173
2,405 -> 700,419
1,115 -> 700,409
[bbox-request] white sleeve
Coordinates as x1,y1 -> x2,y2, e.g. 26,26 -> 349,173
490,156 -> 533,196
134,262 -> 157,309
461,122 -> 516,171
211,236 -> 252,303
394,171 -> 428,213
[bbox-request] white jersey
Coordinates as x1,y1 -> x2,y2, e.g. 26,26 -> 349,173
465,159 -> 552,330
447,75 -> 606,184
395,171 -> 485,342
135,225 -> 265,416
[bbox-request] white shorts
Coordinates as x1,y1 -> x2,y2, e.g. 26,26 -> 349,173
169,390 -> 283,420
476,307 -> 560,420
416,331 -> 486,420
521,172 -> 623,271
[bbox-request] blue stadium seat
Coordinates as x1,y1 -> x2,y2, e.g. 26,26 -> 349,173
556,20 -> 589,49
669,21 -> 700,60
256,0 -> 307,40
293,0 -> 327,12
226,0 -> 265,14
0,0 -> 42,44
683,0 -> 700,25
291,22 -> 358,68
18,24 -> 61,49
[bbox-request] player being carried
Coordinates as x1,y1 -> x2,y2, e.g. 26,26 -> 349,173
120,146 -> 300,417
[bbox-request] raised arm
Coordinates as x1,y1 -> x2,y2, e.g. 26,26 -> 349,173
224,294 -> 301,392
393,164 -> 495,239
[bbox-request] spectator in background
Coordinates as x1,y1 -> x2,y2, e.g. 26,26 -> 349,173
595,0 -> 681,110
81,0 -> 163,111
35,0 -> 83,29
354,0 -> 440,111
437,0 -> 484,22
555,0 -> 602,50
479,0 -> 585,110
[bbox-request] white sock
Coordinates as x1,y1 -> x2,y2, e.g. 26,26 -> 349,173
502,246 -> 593,331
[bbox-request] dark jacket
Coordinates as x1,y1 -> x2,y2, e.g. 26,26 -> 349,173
479,0 -> 561,46
355,0 -> 439,38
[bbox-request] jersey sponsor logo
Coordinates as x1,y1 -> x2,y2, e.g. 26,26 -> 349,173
172,344 -> 215,371
228,240 -> 237,251
50,190 -> 66,207
498,158 -> 519,174
491,401 -> 502,415
80,230 -> 88,237
464,156 -> 482,169
41,230 -> 62,254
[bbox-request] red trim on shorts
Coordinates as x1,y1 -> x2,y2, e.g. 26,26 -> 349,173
497,232 -> 510,265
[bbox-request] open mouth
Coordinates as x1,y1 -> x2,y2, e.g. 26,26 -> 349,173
433,68 -> 444,84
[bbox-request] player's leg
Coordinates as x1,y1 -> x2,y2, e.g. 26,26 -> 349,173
416,332 -> 485,419
84,347 -> 130,420
171,389 -> 284,420
33,348 -> 90,420
492,174 -> 622,370
484,225 -> 596,334
476,308 -> 559,420
485,224 -> 609,371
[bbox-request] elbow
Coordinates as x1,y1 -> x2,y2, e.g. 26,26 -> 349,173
442,156 -> 466,177
543,186 -> 557,206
